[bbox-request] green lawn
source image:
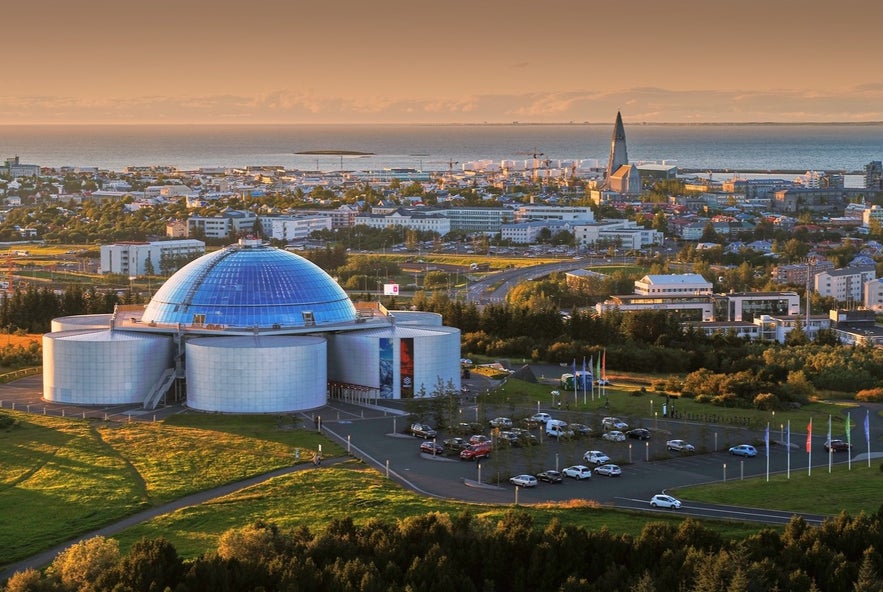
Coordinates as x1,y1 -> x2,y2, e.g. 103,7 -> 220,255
675,463 -> 883,516
0,410 -> 339,564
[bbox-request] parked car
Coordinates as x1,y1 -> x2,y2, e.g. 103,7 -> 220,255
601,417 -> 629,431
468,434 -> 491,445
597,379 -> 611,386
729,444 -> 758,457
602,430 -> 626,442
526,412 -> 552,425
666,439 -> 695,453
627,428 -> 651,440
409,423 -> 437,439
460,442 -> 492,461
419,441 -> 444,455
489,417 -> 513,429
498,431 -> 520,446
650,494 -> 682,509
562,465 -> 593,480
443,437 -> 469,452
509,427 -> 538,445
824,439 -> 852,452
536,469 -> 563,483
569,423 -> 592,436
593,464 -> 622,477
509,474 -> 538,488
583,450 -> 611,465
546,419 -> 574,438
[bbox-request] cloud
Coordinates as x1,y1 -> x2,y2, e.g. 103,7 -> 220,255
0,86 -> 881,124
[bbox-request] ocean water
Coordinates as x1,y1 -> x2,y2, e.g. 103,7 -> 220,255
0,123 -> 880,178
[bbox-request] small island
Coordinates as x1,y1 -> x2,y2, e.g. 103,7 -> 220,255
295,150 -> 374,156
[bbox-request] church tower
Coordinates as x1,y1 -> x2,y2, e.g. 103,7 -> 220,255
605,111 -> 628,181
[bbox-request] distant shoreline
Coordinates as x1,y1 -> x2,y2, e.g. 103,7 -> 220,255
296,150 -> 375,155
2,121 -> 883,128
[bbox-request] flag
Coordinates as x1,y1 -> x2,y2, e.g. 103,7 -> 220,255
806,418 -> 812,453
582,357 -> 587,389
786,421 -> 790,445
589,355 -> 593,379
846,413 -> 852,447
596,355 -> 601,381
602,349 -> 606,379
865,410 -> 871,444
764,423 -> 770,456
827,415 -> 832,448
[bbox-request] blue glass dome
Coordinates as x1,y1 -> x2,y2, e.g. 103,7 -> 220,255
142,239 -> 357,328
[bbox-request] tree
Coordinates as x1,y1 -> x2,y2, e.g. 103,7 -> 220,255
47,536 -> 120,592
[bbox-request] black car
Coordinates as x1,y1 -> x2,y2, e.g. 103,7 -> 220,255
824,439 -> 852,452
627,428 -> 651,440
537,469 -> 563,484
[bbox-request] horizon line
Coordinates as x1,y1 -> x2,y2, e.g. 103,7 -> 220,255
1,120 -> 883,127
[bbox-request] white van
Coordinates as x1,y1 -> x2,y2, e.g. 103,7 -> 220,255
546,419 -> 574,438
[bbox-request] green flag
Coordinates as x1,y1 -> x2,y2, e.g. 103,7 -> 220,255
846,413 -> 851,446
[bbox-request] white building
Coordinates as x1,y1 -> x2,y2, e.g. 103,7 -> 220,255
814,266 -> 876,303
355,209 -> 451,234
513,205 -> 595,223
266,215 -> 332,243
100,239 -> 206,276
574,220 -> 663,250
864,278 -> 883,310
635,274 -> 711,296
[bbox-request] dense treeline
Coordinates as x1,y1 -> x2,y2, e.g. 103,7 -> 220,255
0,286 -> 124,335
6,509 -> 883,591
412,292 -> 883,403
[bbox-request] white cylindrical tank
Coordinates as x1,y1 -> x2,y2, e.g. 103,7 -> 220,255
51,314 -> 113,332
43,330 -> 174,405
185,335 -> 326,413
327,326 -> 460,400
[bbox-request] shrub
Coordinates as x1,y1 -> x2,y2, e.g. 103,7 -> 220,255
753,393 -> 780,411
856,388 -> 883,403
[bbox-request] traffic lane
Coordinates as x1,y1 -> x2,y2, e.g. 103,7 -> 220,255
614,497 -> 829,526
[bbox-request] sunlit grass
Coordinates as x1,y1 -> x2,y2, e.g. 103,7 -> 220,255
115,464 -> 762,559
674,463 -> 883,516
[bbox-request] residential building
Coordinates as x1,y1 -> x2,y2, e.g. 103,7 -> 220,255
187,211 -> 257,239
355,208 -> 451,235
814,266 -> 876,304
266,215 -> 332,243
866,161 -> 883,190
863,278 -> 883,310
100,239 -> 205,276
573,220 -> 663,250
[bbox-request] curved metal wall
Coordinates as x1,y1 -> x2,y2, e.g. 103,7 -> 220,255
43,330 -> 174,405
185,335 -> 326,412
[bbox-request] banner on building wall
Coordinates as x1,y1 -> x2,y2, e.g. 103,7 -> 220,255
379,338 -> 394,399
400,338 -> 414,398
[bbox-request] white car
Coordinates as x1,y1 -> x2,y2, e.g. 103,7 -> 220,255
593,464 -> 622,477
601,417 -> 628,431
562,465 -> 592,480
509,474 -> 538,488
666,439 -> 695,453
729,444 -> 758,458
602,430 -> 626,442
583,450 -> 611,465
489,417 -> 513,429
528,412 -> 552,425
650,494 -> 682,509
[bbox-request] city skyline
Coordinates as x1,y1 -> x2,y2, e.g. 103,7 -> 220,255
2,0 -> 880,125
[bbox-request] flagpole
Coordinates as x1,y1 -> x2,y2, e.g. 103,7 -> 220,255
786,419 -> 791,479
827,414 -> 832,474
765,422 -> 770,482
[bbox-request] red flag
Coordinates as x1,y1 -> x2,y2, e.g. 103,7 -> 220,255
806,418 -> 812,453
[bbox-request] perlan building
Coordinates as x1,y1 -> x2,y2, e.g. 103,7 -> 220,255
43,239 -> 461,413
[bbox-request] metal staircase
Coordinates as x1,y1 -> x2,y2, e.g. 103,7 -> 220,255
143,368 -> 176,409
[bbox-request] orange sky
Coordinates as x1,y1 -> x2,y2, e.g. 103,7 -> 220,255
2,0 -> 880,124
